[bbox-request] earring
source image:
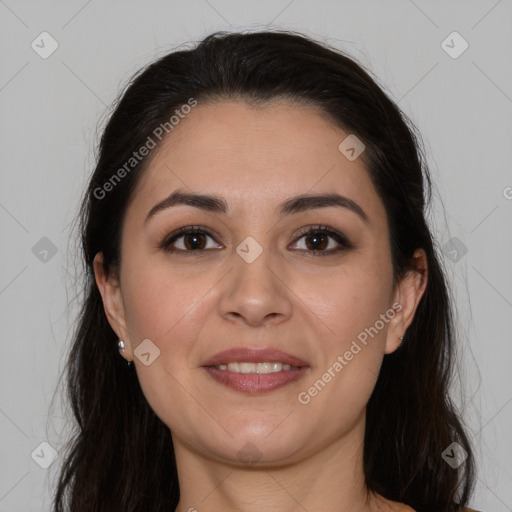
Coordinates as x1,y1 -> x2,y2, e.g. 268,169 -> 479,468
118,340 -> 133,367
398,336 -> 404,343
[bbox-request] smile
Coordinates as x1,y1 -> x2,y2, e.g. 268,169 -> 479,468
211,362 -> 301,373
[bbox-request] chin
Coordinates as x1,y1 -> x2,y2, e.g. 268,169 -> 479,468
200,423 -> 309,467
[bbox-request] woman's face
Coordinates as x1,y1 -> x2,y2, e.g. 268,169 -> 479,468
95,98 -> 426,466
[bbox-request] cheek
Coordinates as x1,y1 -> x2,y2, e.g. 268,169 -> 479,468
316,261 -> 394,345
301,263 -> 393,408
120,255 -> 215,396
119,260 -> 212,434
121,255 -> 209,343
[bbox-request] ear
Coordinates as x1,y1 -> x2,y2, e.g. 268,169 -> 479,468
384,248 -> 428,354
93,252 -> 134,362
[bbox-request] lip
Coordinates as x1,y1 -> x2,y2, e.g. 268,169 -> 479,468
203,366 -> 309,394
201,347 -> 309,367
201,347 -> 310,395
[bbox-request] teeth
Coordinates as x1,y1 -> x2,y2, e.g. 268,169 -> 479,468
215,362 -> 297,373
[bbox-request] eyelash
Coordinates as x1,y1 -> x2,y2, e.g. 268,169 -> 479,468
158,224 -> 353,257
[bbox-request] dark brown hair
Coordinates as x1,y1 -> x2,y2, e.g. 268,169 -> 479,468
52,30 -> 475,512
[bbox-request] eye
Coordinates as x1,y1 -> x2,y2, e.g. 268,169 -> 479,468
159,224 -> 352,256
290,225 -> 352,257
159,226 -> 221,254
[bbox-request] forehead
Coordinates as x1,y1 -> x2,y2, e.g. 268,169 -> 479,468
129,98 -> 386,225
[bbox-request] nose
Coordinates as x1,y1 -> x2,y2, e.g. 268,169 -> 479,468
218,245 -> 293,328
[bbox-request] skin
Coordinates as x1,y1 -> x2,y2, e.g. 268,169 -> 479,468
94,98 -> 427,512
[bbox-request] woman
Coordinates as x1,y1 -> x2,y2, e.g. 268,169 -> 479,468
52,30 -> 477,511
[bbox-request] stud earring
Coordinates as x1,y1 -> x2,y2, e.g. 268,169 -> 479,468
118,340 -> 133,367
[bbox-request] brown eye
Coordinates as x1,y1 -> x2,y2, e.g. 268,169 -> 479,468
303,232 -> 330,251
291,225 -> 352,257
180,232 -> 207,250
160,226 -> 221,253
159,224 -> 352,257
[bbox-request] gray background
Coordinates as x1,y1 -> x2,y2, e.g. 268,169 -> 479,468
1,1 -> 511,510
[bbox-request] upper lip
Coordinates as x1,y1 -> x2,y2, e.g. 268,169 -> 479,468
202,347 -> 309,367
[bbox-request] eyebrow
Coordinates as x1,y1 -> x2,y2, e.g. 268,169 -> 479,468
144,189 -> 369,225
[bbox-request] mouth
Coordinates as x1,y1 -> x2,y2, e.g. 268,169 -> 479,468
208,361 -> 301,373
201,347 -> 310,394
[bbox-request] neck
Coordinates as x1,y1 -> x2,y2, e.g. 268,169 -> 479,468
173,414 -> 388,512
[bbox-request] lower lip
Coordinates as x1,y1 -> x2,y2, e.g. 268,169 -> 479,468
202,366 -> 309,394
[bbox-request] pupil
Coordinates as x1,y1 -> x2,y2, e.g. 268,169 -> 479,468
306,233 -> 327,251
185,233 -> 205,250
